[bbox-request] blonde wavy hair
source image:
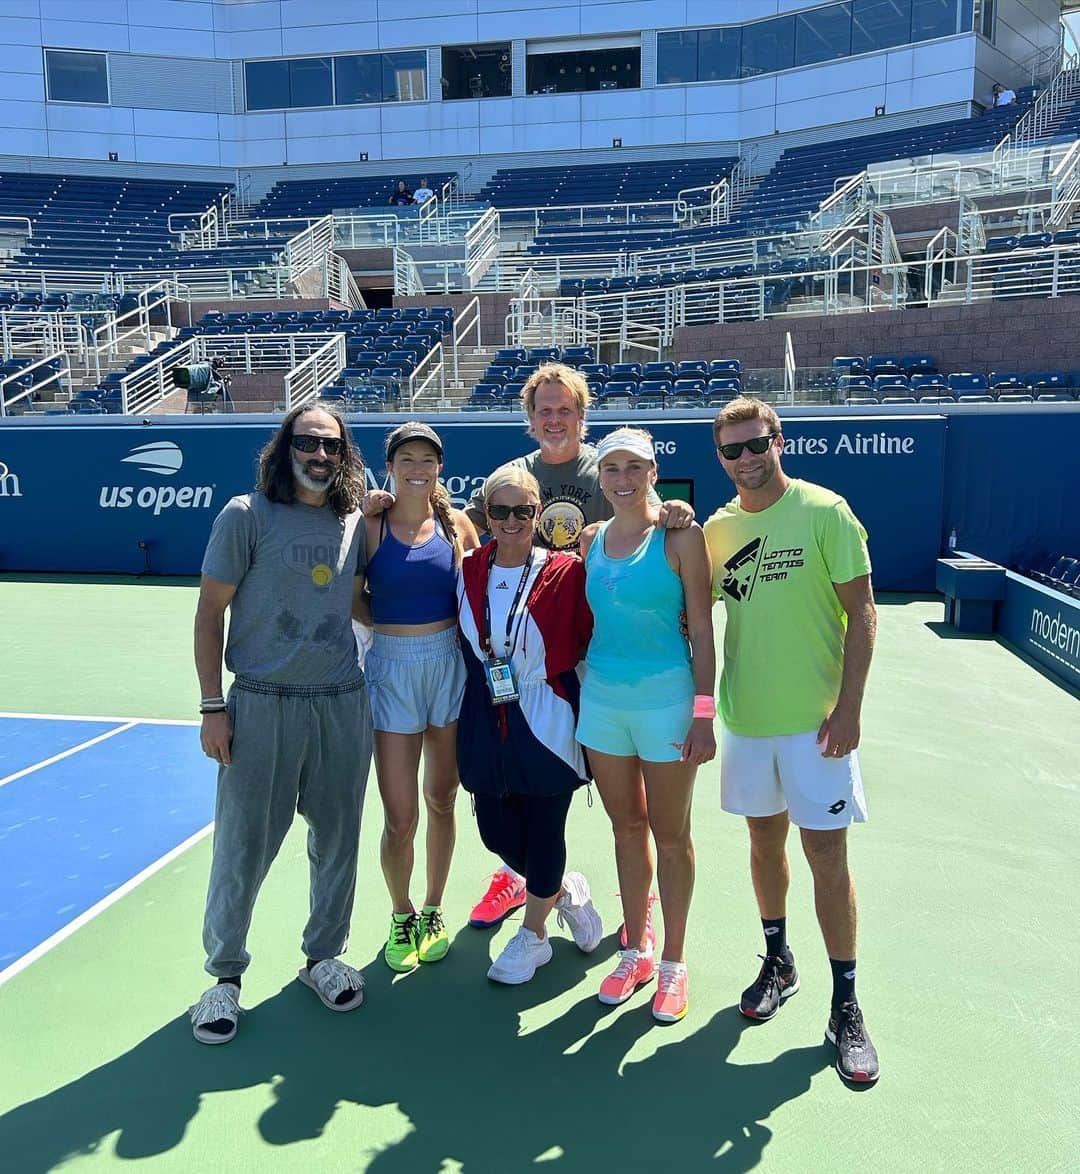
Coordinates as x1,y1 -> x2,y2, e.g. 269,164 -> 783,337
520,363 -> 593,440
483,463 -> 541,507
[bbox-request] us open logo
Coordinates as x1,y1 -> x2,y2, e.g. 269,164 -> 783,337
0,460 -> 22,499
99,442 -> 214,516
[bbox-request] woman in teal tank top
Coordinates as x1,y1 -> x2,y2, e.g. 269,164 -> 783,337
577,427 -> 716,1024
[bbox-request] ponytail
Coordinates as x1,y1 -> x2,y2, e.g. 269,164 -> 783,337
431,481 -> 463,567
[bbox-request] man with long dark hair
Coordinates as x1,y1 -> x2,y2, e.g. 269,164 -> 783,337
189,404 -> 373,1045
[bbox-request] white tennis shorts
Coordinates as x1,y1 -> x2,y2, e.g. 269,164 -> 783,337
720,727 -> 868,830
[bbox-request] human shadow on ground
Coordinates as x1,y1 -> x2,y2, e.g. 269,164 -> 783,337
0,926 -> 830,1172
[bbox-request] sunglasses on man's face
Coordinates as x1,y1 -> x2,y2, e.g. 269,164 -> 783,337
291,434 -> 344,456
487,503 -> 537,521
717,433 -> 777,461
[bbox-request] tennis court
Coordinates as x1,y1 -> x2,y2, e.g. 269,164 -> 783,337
0,575 -> 1077,1173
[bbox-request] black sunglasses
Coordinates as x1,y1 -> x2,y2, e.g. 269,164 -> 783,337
291,435 -> 344,456
717,433 -> 777,461
487,503 -> 537,521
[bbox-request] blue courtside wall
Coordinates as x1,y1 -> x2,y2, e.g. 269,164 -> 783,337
996,573 -> 1080,691
0,414 -> 947,587
941,411 -> 1080,569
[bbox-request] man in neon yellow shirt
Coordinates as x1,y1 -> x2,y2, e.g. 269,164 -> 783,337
704,396 -> 879,1086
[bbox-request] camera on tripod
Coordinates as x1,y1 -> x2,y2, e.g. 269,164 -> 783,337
173,357 -> 232,413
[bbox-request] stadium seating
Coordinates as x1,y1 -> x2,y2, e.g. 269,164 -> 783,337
247,174 -> 457,221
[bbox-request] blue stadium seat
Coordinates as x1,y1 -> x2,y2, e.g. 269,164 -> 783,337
947,373 -> 989,393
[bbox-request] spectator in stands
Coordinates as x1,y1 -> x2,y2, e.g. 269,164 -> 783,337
364,363 -> 694,928
389,180 -> 416,206
456,464 -> 602,983
413,177 -> 435,205
704,396 -> 880,1085
360,422 -> 480,973
578,428 -> 715,1024
189,404 -> 372,1045
992,82 -> 1017,107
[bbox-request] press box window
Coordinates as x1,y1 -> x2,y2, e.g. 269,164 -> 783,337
45,49 -> 109,104
526,46 -> 641,95
442,43 -> 511,99
245,58 -> 333,111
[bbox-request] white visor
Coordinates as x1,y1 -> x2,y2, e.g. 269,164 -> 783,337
595,428 -> 655,464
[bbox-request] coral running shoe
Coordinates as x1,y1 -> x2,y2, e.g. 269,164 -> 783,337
598,948 -> 655,1005
652,961 -> 689,1023
469,870 -> 526,928
618,892 -> 658,951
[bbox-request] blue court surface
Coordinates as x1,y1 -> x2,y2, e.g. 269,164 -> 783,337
0,715 -> 215,975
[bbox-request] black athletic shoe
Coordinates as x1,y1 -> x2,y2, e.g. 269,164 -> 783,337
826,1001 -> 880,1084
739,953 -> 800,1020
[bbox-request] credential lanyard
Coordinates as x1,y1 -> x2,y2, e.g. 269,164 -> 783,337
482,546 -> 536,661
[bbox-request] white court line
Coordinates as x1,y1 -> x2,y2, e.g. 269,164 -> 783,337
0,721 -> 140,790
0,821 -> 215,989
0,711 -> 200,727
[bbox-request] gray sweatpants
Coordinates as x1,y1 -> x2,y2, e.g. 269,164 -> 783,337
202,675 -> 373,977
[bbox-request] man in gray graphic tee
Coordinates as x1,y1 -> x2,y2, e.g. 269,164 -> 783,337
188,404 -> 374,1045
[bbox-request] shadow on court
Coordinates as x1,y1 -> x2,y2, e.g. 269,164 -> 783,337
0,928 -> 829,1172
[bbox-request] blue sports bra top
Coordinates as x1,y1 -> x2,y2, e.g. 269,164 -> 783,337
367,511 -> 457,624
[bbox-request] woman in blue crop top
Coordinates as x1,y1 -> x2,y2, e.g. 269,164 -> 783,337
359,422 -> 480,973
577,427 -> 716,1025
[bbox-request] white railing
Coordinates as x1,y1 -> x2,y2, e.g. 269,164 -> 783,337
409,340 -> 446,407
168,203 -> 220,250
1,311 -> 85,363
1047,139 -> 1080,229
677,179 -> 731,227
0,350 -> 70,416
451,295 -> 481,386
393,247 -> 425,295
284,215 -> 335,274
283,333 -> 347,411
1011,50 -> 1079,154
729,145 -> 760,212
334,214 -> 407,248
783,331 -> 796,401
0,215 -> 33,244
464,207 -> 500,288
88,278 -> 174,381
617,318 -> 664,362
494,197 -> 681,241
328,253 -> 365,309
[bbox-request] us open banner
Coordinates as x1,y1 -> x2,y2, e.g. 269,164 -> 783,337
0,414 -> 947,587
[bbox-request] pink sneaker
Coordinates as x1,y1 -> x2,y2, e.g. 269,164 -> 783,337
598,948 -> 656,1005
618,892 -> 658,951
469,871 -> 526,928
652,961 -> 688,1023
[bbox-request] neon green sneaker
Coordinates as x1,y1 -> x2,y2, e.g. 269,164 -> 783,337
417,905 -> 450,964
384,911 -> 420,972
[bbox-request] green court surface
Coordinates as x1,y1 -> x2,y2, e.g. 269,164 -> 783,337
0,576 -> 1077,1173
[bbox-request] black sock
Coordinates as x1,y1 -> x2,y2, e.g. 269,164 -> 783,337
762,918 -> 793,965
217,975 -> 241,989
830,958 -> 856,1012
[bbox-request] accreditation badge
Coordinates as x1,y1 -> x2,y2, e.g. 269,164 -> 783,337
484,656 -> 519,705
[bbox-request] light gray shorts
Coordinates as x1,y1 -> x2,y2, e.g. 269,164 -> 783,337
365,627 -> 466,735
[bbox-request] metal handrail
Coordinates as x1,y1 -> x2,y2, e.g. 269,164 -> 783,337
1048,139 -> 1080,228
451,295 -> 481,386
88,277 -> 174,381
0,215 -> 33,240
283,334 -> 347,411
409,340 -> 445,407
0,349 -> 70,416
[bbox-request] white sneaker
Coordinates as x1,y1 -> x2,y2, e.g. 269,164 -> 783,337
487,927 -> 553,985
555,871 -> 603,953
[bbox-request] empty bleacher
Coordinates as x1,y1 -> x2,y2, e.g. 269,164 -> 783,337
0,173 -> 246,273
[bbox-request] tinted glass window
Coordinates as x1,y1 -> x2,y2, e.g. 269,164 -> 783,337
335,54 -> 382,105
526,48 -> 640,94
289,57 -> 332,107
795,4 -> 853,66
911,0 -> 959,40
245,60 -> 290,110
657,30 -> 699,84
741,16 -> 795,77
382,51 -> 427,101
45,49 -> 109,104
442,43 -> 512,100
851,0 -> 912,53
698,27 -> 742,81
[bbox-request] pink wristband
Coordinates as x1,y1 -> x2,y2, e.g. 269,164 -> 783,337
693,694 -> 716,719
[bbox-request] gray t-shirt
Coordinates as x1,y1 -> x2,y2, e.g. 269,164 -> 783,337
468,444 -> 613,552
467,442 -> 663,551
202,492 -> 367,686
